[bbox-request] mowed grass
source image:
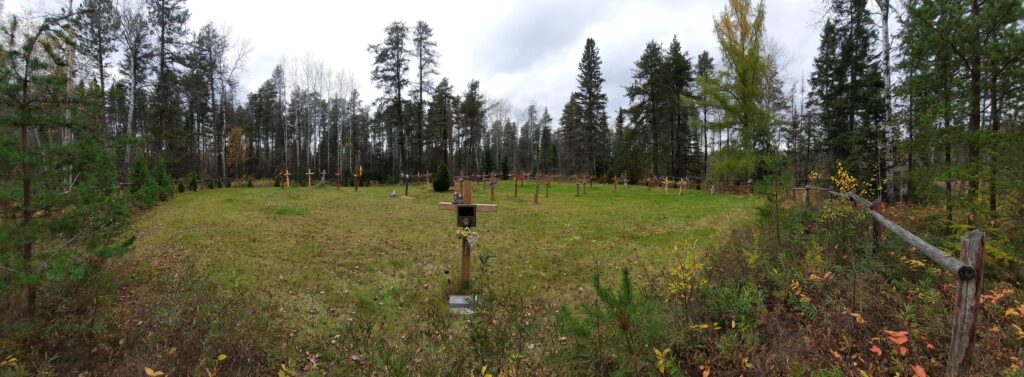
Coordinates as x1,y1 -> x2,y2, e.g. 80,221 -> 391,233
101,181 -> 759,375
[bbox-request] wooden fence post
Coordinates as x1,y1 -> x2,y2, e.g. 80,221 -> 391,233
802,187 -> 810,207
871,200 -> 883,253
946,230 -> 985,377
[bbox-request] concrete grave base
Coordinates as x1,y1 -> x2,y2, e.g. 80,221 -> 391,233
448,295 -> 479,315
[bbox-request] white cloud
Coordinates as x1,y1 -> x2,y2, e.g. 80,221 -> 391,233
7,0 -> 825,121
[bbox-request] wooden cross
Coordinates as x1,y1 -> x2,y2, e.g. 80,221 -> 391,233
534,175 -> 540,204
613,175 -> 618,192
353,165 -> 363,191
283,169 -> 291,188
335,170 -> 341,187
306,169 -> 314,187
488,174 -> 498,200
545,177 -> 551,198
662,177 -> 671,194
438,181 -> 497,286
678,178 -> 686,195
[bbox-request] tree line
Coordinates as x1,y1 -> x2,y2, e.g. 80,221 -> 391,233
1,0 -> 1023,313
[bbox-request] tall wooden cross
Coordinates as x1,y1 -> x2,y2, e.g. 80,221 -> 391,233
335,170 -> 341,187
662,176 -> 671,194
306,169 -> 314,187
488,173 -> 498,200
678,178 -> 686,195
534,174 -> 540,204
283,169 -> 291,188
353,165 -> 363,191
438,181 -> 497,286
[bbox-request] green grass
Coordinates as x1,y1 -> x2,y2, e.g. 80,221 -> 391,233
99,181 -> 759,375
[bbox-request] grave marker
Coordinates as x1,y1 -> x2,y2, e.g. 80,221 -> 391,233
353,165 -> 363,191
306,169 -> 314,187
438,181 -> 497,286
488,174 -> 498,200
534,176 -> 540,204
282,169 -> 291,188
662,176 -> 671,194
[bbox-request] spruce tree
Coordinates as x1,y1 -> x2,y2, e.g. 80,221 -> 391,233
574,38 -> 609,175
807,0 -> 886,193
433,164 -> 450,192
626,41 -> 666,174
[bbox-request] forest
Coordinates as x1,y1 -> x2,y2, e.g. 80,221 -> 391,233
2,0 -> 1022,218
1,0 -> 1023,374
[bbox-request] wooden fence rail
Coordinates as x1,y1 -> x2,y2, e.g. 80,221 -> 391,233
796,186 -> 985,376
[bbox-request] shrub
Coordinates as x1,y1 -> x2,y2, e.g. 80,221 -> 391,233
274,175 -> 281,187
188,174 -> 199,191
247,178 -> 254,187
177,182 -> 185,193
557,268 -> 670,375
128,155 -> 151,194
433,164 -> 451,192
152,157 -> 173,201
224,179 -> 231,188
207,180 -> 215,189
128,156 -> 160,206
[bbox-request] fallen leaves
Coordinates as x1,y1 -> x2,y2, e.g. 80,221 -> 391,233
1005,303 -> 1024,317
698,364 -> 711,377
1012,324 -> 1024,340
145,367 -> 166,377
981,288 -> 1014,304
845,311 -> 866,324
885,330 -> 910,345
911,364 -> 927,377
869,345 -> 882,357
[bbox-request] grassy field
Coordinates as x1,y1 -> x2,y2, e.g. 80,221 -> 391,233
88,181 -> 758,375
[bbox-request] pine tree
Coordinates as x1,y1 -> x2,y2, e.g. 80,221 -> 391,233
116,0 -> 152,177
76,0 -> 121,101
1,9 -> 130,315
695,51 -> 715,181
411,21 -> 439,172
368,22 -> 411,178
146,0 -> 190,173
663,37 -> 695,176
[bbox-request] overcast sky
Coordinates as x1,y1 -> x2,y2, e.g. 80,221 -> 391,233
8,0 -> 825,121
